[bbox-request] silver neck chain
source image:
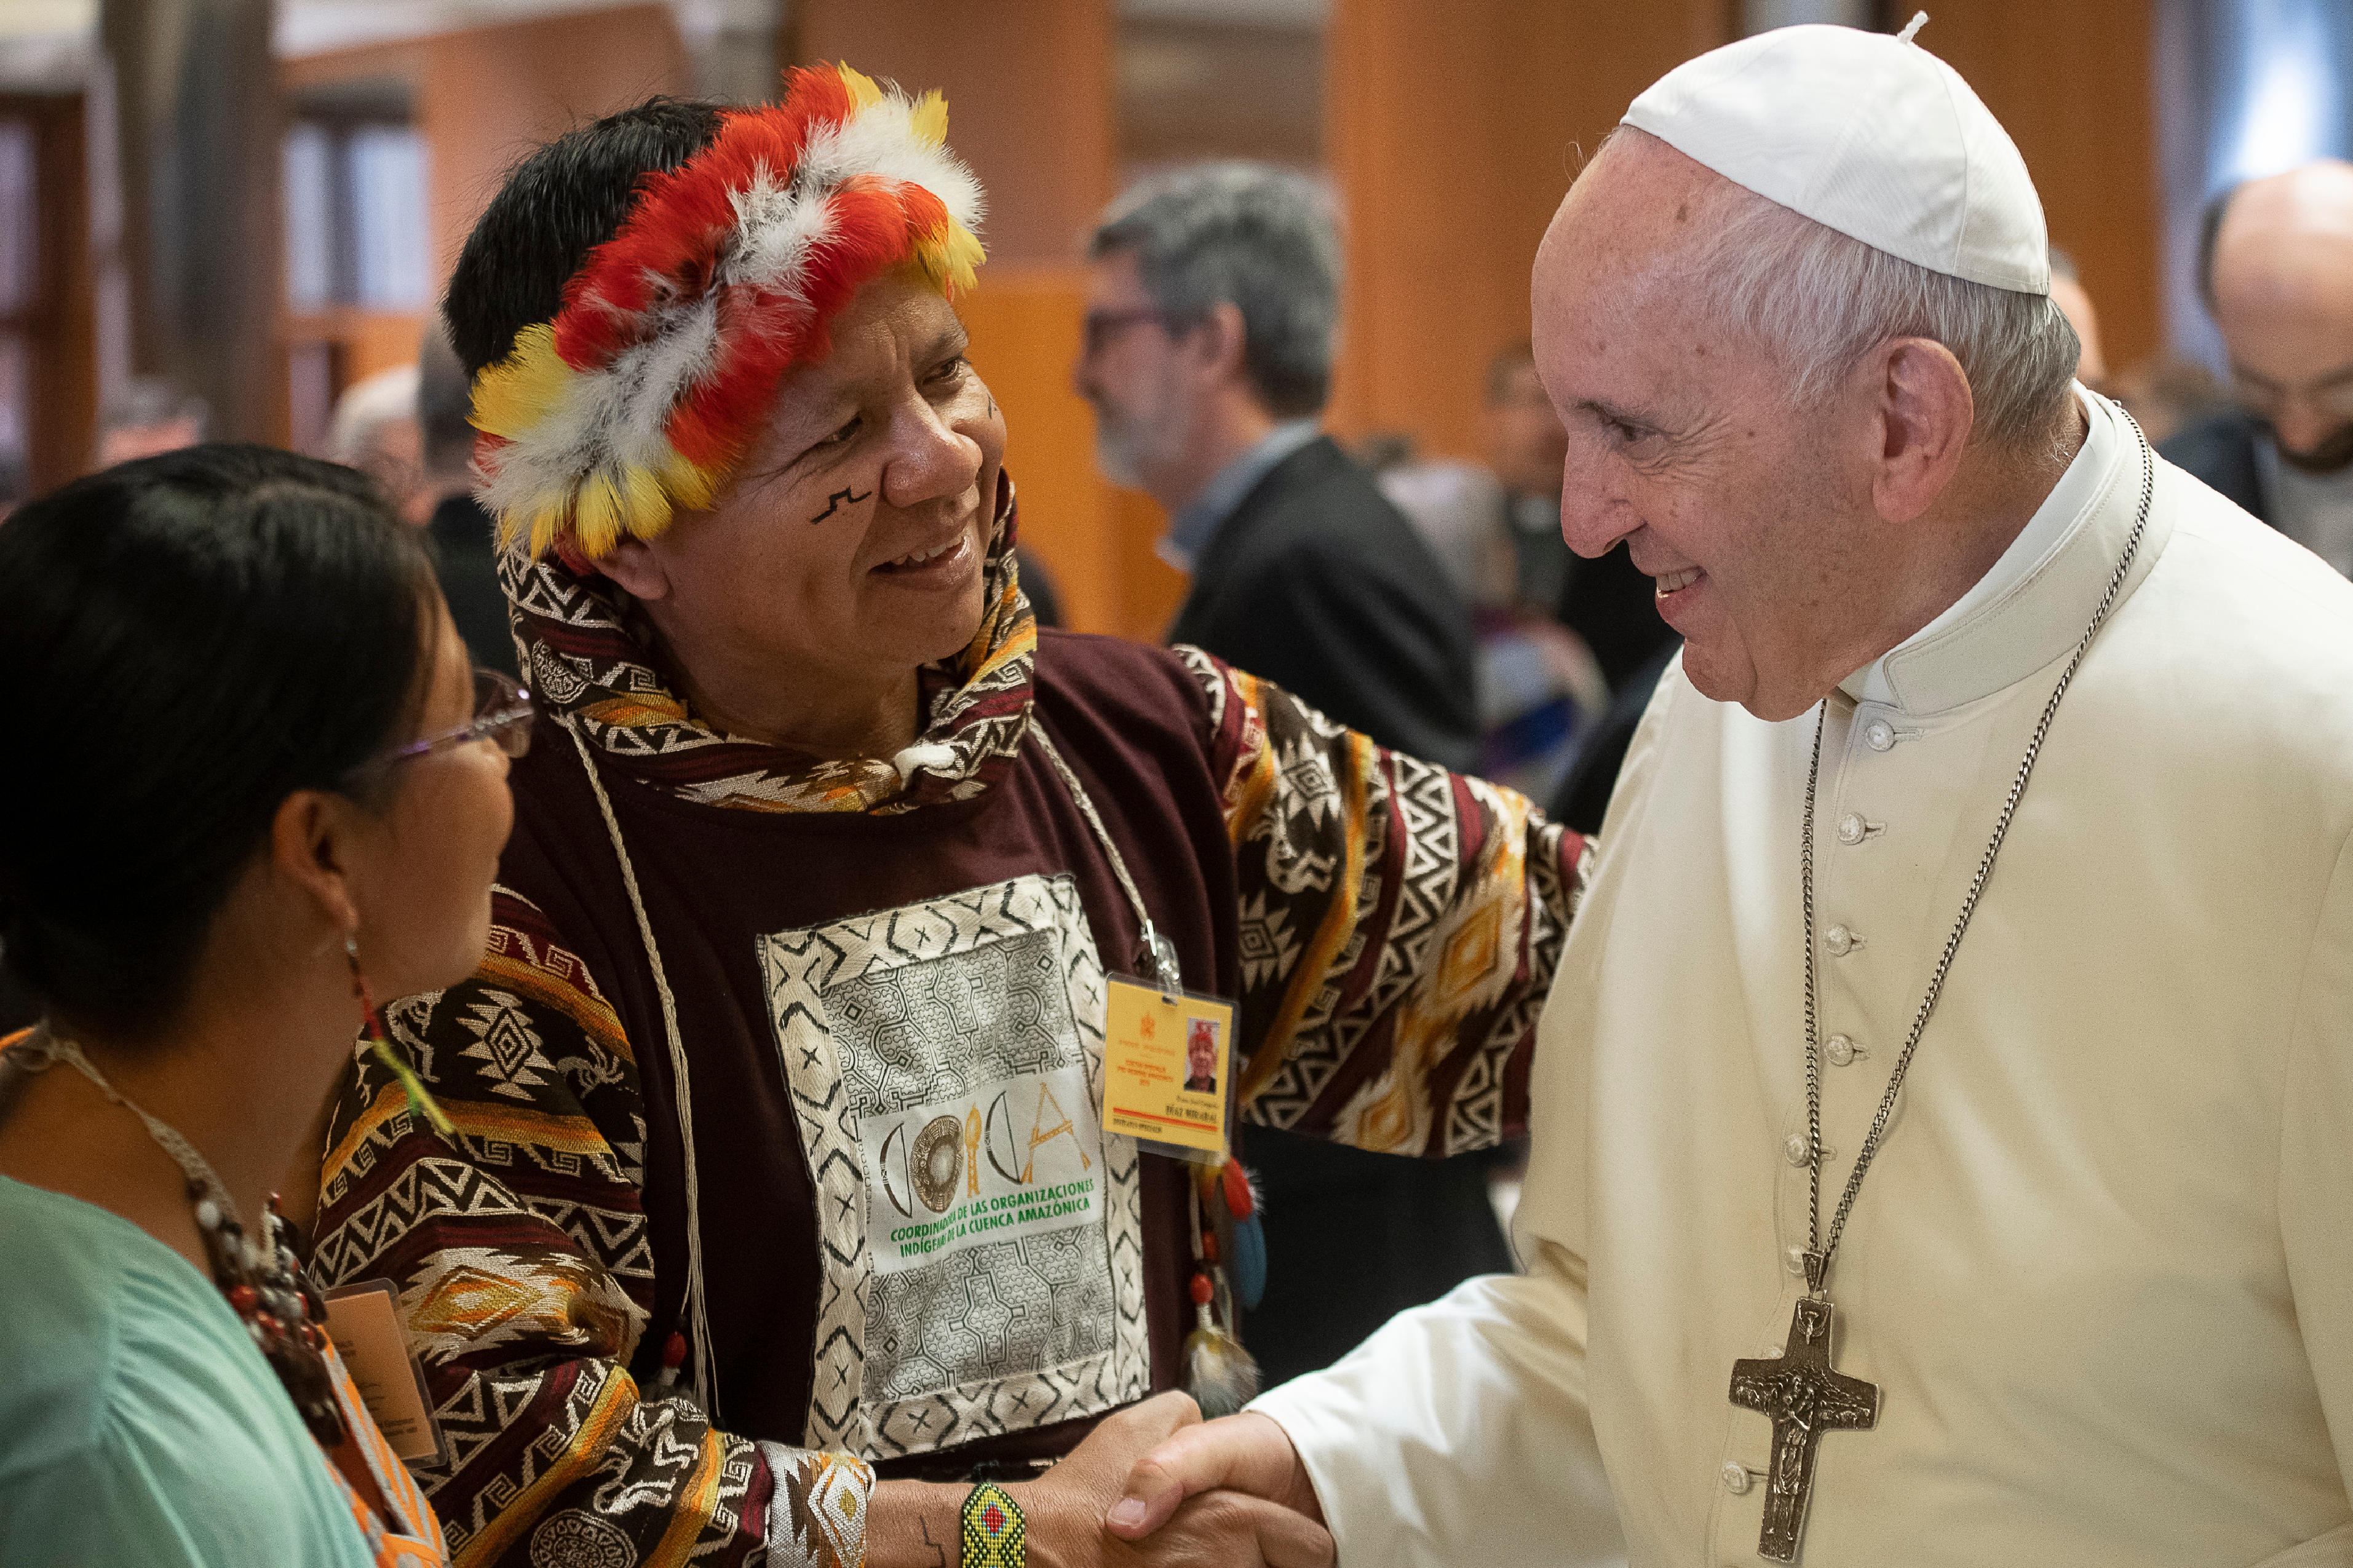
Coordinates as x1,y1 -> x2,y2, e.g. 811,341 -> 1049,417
1799,411 -> 2157,1293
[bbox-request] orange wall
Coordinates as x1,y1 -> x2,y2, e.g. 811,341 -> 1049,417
798,0 -> 1180,640
1921,1 -> 2161,371
1323,0 -> 1726,462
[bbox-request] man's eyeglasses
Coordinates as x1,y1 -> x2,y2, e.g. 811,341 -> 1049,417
387,668 -> 536,764
1079,307 -> 1183,358
2230,365 -> 2353,426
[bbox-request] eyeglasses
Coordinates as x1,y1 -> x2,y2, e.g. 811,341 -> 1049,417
387,668 -> 536,764
2229,366 -> 2353,426
1079,307 -> 1184,358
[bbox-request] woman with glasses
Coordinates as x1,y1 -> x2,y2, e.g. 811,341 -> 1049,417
0,444 -> 523,1565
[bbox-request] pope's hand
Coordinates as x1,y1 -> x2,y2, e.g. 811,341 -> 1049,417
1103,1411 -> 1330,1566
1014,1395 -> 1330,1568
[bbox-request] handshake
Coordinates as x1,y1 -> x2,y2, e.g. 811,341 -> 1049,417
988,1393 -> 1335,1568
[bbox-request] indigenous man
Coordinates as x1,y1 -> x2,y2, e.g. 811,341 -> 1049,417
1112,23 -> 2353,1567
311,69 -> 1584,1568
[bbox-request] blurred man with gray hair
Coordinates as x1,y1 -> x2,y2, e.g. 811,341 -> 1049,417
1077,164 -> 1507,1392
1109,23 -> 2353,1568
1076,163 -> 1477,771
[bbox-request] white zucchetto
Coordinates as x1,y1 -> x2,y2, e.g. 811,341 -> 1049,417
1621,18 -> 2050,296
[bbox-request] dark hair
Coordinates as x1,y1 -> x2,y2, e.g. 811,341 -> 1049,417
2196,182 -> 2242,312
0,444 -> 437,1034
445,97 -> 725,379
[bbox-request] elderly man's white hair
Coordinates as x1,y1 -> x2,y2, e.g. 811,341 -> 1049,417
1625,126 -> 2081,454
328,363 -> 421,467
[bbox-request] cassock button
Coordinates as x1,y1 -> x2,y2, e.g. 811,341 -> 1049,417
1837,814 -> 1868,845
1782,1133 -> 1833,1166
1826,1034 -> 1859,1066
1864,718 -> 1896,751
1721,1460 -> 1755,1495
1785,1245 -> 1810,1275
1825,924 -> 1859,956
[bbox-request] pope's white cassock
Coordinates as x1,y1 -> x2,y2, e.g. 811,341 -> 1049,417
1250,86 -> 2353,1568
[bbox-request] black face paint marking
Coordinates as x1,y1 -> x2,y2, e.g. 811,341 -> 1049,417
986,394 -> 998,420
808,485 -> 873,525
918,1517 -> 948,1568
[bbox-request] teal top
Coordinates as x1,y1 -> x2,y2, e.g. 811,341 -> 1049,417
0,1175 -> 375,1567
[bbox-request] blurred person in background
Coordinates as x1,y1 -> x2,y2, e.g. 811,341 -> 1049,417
1077,164 -> 1516,1395
0,445 -> 512,1566
2165,161 -> 2353,576
1077,164 -> 1478,773
1371,364 -> 1609,807
1491,342 -> 1676,700
313,73 -> 1589,1568
328,365 -> 429,525
2047,245 -> 2108,392
2112,355 -> 2226,448
97,377 -> 205,466
415,326 -> 520,678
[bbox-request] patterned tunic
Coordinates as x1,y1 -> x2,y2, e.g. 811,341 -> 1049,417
311,488 -> 1590,1567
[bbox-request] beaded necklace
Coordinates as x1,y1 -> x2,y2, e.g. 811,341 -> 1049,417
0,1026 -> 348,1448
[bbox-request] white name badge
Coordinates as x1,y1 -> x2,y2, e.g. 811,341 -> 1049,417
861,1060 -> 1106,1276
322,1279 -> 448,1465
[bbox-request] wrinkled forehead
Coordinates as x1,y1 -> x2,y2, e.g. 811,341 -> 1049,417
1534,138 -> 1736,374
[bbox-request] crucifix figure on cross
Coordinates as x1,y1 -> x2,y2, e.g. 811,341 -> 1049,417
1728,1294 -> 1880,1562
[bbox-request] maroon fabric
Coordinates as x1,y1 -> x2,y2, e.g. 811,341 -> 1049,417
495,630 -> 1231,1466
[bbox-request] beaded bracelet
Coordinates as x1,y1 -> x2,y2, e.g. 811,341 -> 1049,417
961,1481 -> 1025,1568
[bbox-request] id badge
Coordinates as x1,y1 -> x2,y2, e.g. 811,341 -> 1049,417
1102,975 -> 1236,1163
323,1279 -> 450,1466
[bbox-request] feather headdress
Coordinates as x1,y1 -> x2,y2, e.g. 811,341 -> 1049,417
469,63 -> 986,559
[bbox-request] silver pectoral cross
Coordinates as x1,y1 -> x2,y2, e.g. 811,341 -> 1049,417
1727,1291 -> 1881,1562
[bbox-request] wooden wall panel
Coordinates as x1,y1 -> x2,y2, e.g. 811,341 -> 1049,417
1323,0 -> 1726,461
284,4 -> 695,293
1915,0 -> 2161,371
280,7 -> 691,433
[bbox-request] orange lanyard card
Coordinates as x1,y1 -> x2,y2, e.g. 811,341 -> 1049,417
1102,976 -> 1234,1162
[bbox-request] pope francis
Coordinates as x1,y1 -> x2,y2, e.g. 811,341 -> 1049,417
1103,20 -> 2353,1568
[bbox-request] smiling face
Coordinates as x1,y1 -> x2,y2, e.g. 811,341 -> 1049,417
606,269 -> 1006,726
1535,135 -> 1898,721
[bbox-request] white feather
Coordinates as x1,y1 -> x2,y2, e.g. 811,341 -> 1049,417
486,75 -> 989,540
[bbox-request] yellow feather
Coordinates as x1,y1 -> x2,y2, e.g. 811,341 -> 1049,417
617,463 -> 673,540
910,90 -> 950,148
657,444 -> 723,513
574,472 -> 623,560
920,221 -> 986,298
469,323 -> 574,438
837,63 -> 884,111
526,505 -> 563,560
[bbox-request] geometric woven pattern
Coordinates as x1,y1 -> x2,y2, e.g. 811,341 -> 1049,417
758,873 -> 1148,1460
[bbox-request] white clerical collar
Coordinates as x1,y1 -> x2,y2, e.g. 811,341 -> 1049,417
1839,383 -> 2118,710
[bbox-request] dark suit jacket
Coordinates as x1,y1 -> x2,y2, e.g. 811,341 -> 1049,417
1165,435 -> 1507,1384
2161,408 -> 2271,523
1168,437 -> 1480,774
